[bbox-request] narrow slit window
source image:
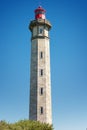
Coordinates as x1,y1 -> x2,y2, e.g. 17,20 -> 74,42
40,52 -> 43,58
40,88 -> 43,95
40,107 -> 43,114
41,69 -> 43,76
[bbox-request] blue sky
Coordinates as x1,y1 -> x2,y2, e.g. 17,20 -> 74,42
0,0 -> 87,130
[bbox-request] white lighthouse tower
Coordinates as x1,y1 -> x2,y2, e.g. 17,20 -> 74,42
29,6 -> 52,124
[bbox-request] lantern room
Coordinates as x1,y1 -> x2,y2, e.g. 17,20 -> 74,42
34,6 -> 46,20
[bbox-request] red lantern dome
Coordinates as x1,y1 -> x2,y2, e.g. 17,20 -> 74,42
34,6 -> 46,20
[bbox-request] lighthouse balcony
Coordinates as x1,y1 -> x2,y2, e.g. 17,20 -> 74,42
29,19 -> 52,31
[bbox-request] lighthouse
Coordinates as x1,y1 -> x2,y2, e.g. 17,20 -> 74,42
29,6 -> 52,124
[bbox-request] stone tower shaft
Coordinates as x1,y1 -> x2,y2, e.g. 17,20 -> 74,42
29,7 -> 52,124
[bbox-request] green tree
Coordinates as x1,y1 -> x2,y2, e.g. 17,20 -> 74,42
0,120 -> 53,130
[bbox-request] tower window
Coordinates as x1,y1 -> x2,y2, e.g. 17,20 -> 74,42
40,87 -> 43,95
40,52 -> 43,58
40,107 -> 43,114
39,28 -> 43,34
40,69 -> 43,76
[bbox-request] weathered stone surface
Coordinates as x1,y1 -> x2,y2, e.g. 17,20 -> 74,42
29,20 -> 52,124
